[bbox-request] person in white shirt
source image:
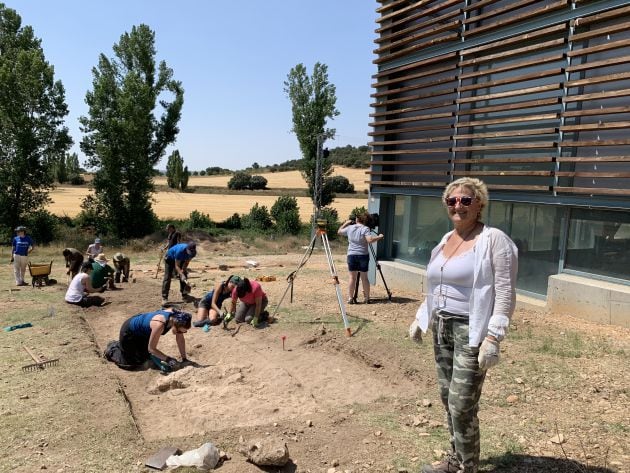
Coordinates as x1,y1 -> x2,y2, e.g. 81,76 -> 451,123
65,262 -> 105,308
85,238 -> 103,262
411,178 -> 518,473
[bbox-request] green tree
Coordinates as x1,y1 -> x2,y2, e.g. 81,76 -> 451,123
228,171 -> 252,190
52,154 -> 68,184
271,195 -> 301,235
79,24 -> 184,238
284,62 -> 339,208
166,149 -> 184,189
249,175 -> 267,190
0,4 -> 72,236
181,165 -> 189,190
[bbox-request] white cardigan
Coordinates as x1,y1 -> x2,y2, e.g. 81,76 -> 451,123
416,225 -> 518,346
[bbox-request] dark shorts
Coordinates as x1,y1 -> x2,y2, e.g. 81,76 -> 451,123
198,297 -> 212,310
347,254 -> 369,272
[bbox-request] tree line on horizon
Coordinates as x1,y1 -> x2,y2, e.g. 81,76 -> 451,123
0,3 -> 360,241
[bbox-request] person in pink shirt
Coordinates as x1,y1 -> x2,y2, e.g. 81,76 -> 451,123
227,277 -> 270,327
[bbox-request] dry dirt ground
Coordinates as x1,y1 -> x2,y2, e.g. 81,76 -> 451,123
0,241 -> 629,473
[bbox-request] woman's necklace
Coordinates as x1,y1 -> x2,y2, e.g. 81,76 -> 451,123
437,223 -> 479,308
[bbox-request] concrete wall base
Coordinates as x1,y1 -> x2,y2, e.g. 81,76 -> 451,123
547,274 -> 630,328
376,261 -> 629,328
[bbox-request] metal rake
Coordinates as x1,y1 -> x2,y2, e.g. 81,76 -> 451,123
22,345 -> 59,372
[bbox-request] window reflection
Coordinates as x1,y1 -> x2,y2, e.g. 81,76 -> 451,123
566,209 -> 630,281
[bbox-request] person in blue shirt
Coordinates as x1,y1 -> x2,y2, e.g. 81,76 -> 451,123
162,241 -> 196,304
106,308 -> 192,372
11,225 -> 34,286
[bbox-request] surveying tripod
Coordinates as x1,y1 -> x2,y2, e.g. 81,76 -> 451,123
351,232 -> 392,303
271,219 -> 352,337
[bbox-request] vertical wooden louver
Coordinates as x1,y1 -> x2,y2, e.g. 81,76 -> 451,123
370,0 -> 630,200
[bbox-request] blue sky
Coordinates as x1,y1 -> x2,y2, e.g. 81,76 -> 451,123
12,1 -> 378,171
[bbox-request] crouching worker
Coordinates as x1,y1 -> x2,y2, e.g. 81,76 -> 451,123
226,277 -> 271,328
194,275 -> 241,327
64,262 -> 105,307
62,248 -> 84,279
113,252 -> 131,283
92,253 -> 116,290
104,308 -> 192,373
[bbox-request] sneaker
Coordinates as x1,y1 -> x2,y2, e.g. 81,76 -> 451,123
193,319 -> 210,328
347,298 -> 355,305
421,453 -> 461,472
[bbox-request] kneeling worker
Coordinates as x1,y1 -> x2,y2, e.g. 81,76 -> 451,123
194,275 -> 241,327
64,262 -> 105,307
107,308 -> 192,373
113,252 -> 131,283
91,253 -> 116,290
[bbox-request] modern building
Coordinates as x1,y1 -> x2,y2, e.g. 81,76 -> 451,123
368,0 -> 630,325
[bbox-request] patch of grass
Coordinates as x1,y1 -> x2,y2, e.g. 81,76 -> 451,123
537,332 -> 584,358
605,422 -> 629,434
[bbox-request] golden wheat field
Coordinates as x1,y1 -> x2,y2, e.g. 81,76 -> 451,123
47,167 -> 370,222
153,166 -> 369,192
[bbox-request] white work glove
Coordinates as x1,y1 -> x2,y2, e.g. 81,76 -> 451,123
478,337 -> 500,370
408,319 -> 422,344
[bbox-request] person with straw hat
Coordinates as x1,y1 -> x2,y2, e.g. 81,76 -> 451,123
91,253 -> 116,290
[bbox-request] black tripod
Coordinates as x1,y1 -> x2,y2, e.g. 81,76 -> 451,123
351,233 -> 392,303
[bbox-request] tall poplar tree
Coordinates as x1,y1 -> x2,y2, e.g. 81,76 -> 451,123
0,3 -> 72,236
80,24 -> 183,238
284,62 -> 339,207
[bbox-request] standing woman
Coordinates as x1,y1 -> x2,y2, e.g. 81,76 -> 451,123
337,213 -> 384,304
412,178 -> 518,473
194,275 -> 241,327
114,308 -> 192,373
11,226 -> 34,286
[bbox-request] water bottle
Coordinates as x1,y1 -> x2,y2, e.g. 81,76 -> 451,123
203,324 -> 210,333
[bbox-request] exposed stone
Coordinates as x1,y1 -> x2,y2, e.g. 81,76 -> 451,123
239,437 -> 290,466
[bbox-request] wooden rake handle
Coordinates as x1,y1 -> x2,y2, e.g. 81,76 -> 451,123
23,345 -> 42,363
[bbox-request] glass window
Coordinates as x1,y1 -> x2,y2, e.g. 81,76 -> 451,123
565,209 -> 630,281
391,195 -> 449,265
488,202 -> 563,295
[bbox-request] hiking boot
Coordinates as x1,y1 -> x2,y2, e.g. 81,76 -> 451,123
421,453 -> 461,472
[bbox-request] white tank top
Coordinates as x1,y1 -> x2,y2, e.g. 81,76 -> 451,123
426,248 -> 475,315
65,273 -> 87,303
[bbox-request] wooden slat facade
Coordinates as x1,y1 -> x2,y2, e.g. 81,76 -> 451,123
370,0 -> 630,200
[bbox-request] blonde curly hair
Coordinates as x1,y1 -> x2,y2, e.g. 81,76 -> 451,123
443,178 -> 489,212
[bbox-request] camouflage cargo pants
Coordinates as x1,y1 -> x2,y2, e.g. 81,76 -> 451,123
432,314 -> 486,473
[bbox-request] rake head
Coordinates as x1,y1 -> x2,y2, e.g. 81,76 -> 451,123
22,358 -> 59,372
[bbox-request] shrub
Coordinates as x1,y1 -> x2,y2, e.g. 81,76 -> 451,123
250,175 -> 268,190
189,210 -> 214,229
199,170 -> 206,176
327,175 -> 355,194
69,174 -> 85,185
276,209 -> 301,235
271,195 -> 299,221
220,213 -> 242,229
242,203 -> 272,231
24,210 -> 58,244
228,172 -> 251,190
